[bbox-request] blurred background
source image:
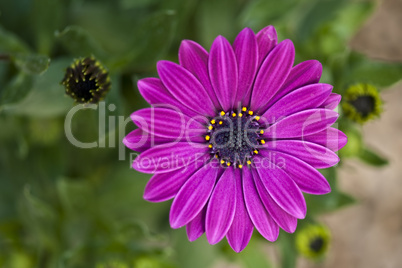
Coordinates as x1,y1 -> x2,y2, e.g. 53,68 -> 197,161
0,0 -> 401,267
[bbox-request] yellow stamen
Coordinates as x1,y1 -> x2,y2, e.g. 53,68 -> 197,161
211,119 -> 216,124
254,150 -> 258,154
247,160 -> 252,165
220,111 -> 225,116
208,144 -> 213,148
238,164 -> 243,169
260,140 -> 266,145
238,113 -> 243,117
232,112 -> 236,117
220,160 -> 225,164
208,125 -> 213,130
260,130 -> 264,134
226,162 -> 231,166
219,121 -> 223,125
248,110 -> 254,115
242,107 -> 247,112
215,154 -> 219,158
205,135 -> 210,141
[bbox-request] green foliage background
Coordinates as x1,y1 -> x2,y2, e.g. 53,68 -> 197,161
0,0 -> 401,267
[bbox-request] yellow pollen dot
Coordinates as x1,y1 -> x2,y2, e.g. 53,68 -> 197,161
215,154 -> 219,158
254,150 -> 259,154
260,140 -> 266,144
238,113 -> 243,117
221,160 -> 225,164
208,144 -> 213,148
248,111 -> 254,115
226,162 -> 231,166
219,121 -> 223,125
247,160 -> 252,165
208,125 -> 213,130
232,113 -> 236,117
260,130 -> 264,134
211,119 -> 216,124
220,111 -> 225,116
242,107 -> 247,112
238,164 -> 243,169
255,116 -> 260,120
205,135 -> 210,141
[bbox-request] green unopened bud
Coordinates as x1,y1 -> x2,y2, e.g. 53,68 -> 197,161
61,57 -> 111,104
296,224 -> 331,260
342,83 -> 382,123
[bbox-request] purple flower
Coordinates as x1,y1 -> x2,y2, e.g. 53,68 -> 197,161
124,26 -> 347,252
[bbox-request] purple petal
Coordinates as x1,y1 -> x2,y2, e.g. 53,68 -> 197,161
143,160 -> 204,202
137,78 -> 200,118
209,36 -> 238,112
186,207 -> 206,242
169,160 -> 219,228
267,60 -> 323,108
252,169 -> 298,232
250,40 -> 295,112
263,84 -> 333,121
123,129 -> 170,152
301,127 -> 348,152
260,150 -> 331,195
206,168 -> 236,244
264,109 -> 339,139
157,60 -> 215,117
255,158 -> 306,219
132,143 -> 209,174
226,169 -> 254,253
233,28 -> 258,107
242,168 -> 279,241
264,140 -> 340,169
256,25 -> 277,67
131,108 -> 205,142
179,40 -> 221,110
319,93 -> 341,110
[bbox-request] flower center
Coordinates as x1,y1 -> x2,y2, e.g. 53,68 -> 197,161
309,237 -> 324,253
349,95 -> 375,118
205,107 -> 264,168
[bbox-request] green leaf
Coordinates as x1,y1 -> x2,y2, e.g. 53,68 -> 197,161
2,57 -> 74,117
55,26 -> 107,59
0,25 -> 31,54
345,52 -> 402,89
337,192 -> 356,208
12,54 -> 50,74
358,147 -> 388,166
0,73 -> 34,107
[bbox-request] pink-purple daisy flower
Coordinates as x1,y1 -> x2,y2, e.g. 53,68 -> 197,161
124,26 -> 347,252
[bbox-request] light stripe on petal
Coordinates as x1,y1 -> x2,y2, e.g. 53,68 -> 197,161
264,109 -> 339,139
250,39 -> 294,112
242,168 -> 279,241
123,129 -> 171,152
144,160 -> 204,202
264,140 -> 340,169
255,158 -> 306,219
263,84 -> 333,121
131,108 -> 205,142
137,78 -> 200,119
157,60 -> 215,117
300,127 -> 347,152
256,25 -> 278,67
233,28 -> 258,108
132,143 -> 209,174
209,36 -> 238,111
266,60 -> 322,109
206,168 -> 236,244
226,169 -> 254,253
179,40 -> 221,110
186,207 -> 206,242
169,160 -> 219,228
252,168 -> 298,232
319,93 -> 341,110
260,150 -> 331,195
